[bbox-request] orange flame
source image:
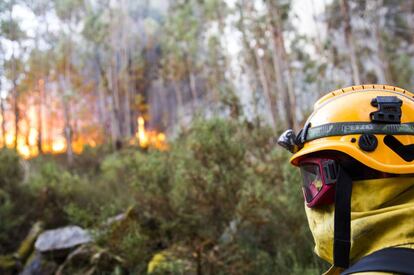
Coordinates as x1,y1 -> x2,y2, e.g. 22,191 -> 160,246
0,113 -> 165,159
134,116 -> 168,150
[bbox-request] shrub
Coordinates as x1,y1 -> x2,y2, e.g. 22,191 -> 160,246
0,148 -> 24,192
99,118 -> 325,273
0,149 -> 32,254
1,118 -> 329,273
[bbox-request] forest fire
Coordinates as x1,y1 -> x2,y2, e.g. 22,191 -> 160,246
0,115 -> 167,159
3,131 -> 74,159
134,116 -> 168,151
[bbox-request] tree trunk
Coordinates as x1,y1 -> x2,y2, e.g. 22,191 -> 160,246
341,0 -> 361,84
109,96 -> 121,150
172,79 -> 184,127
266,1 -> 297,130
0,46 -> 5,146
184,54 -> 198,110
7,2 -> 19,150
109,60 -> 122,149
63,103 -> 73,163
13,77 -> 19,150
121,0 -> 132,138
108,8 -> 122,149
0,95 -> 6,147
37,80 -> 43,154
238,1 -> 262,125
95,51 -> 112,143
372,0 -> 393,84
58,75 -> 73,164
11,49 -> 19,149
122,52 -> 132,138
97,83 -> 107,135
254,48 -> 278,129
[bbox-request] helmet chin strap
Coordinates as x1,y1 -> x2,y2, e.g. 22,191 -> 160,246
333,166 -> 353,268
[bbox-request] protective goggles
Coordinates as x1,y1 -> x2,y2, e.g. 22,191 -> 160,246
298,158 -> 339,208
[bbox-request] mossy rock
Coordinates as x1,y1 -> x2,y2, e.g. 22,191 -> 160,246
0,221 -> 44,273
16,221 -> 44,262
0,254 -> 17,271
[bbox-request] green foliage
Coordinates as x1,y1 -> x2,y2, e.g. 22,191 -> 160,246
0,149 -> 23,191
0,189 -> 21,248
0,149 -> 31,254
82,11 -> 109,44
0,118 -> 327,273
0,19 -> 26,41
54,0 -> 84,22
28,155 -> 132,228
93,118 -> 325,273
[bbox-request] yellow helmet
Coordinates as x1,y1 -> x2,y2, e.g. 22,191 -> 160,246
283,84 -> 414,174
277,84 -> 414,270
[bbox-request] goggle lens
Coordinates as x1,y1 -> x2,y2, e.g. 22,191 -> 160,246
300,164 -> 323,203
299,158 -> 338,207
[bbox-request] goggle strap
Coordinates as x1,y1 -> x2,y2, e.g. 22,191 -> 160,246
333,166 -> 353,268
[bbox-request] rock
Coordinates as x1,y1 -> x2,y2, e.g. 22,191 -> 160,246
20,252 -> 57,275
0,221 -> 44,273
16,221 -> 44,262
35,226 -> 92,253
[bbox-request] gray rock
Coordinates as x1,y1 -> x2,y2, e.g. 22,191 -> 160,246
35,226 -> 92,253
20,252 -> 57,275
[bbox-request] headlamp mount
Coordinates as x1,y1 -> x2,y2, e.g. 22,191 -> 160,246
370,96 -> 402,124
277,123 -> 311,153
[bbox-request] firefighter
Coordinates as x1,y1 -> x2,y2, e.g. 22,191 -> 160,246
278,85 -> 414,274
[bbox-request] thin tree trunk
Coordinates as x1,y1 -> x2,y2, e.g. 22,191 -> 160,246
108,63 -> 121,149
63,102 -> 73,163
372,0 -> 392,84
172,79 -> 184,127
122,73 -> 131,138
47,95 -> 53,152
254,48 -> 277,129
0,94 -> 5,147
341,0 -> 361,84
58,75 -> 73,164
122,52 -> 132,138
266,1 -> 297,130
109,96 -> 120,150
238,1 -> 261,125
121,0 -> 132,138
12,64 -> 19,150
37,79 -> 44,154
95,51 -> 112,143
0,47 -> 5,146
108,8 -> 122,149
184,54 -> 198,109
97,83 -> 107,134
9,4 -> 19,149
